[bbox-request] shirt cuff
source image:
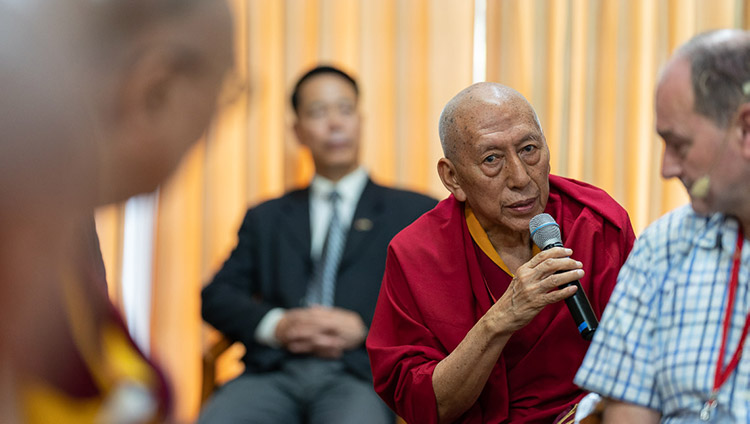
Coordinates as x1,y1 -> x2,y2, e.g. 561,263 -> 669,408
254,307 -> 285,348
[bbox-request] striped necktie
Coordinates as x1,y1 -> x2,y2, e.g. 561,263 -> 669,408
305,191 -> 346,307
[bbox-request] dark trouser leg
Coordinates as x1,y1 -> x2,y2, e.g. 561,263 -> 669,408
197,372 -> 302,424
282,358 -> 394,424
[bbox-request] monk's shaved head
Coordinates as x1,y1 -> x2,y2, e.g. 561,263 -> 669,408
436,82 -> 551,235
439,82 -> 542,161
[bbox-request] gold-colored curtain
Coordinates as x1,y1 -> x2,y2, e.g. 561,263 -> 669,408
486,0 -> 750,232
93,0 -> 750,421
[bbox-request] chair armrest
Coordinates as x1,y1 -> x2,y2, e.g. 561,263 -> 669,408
201,336 -> 235,405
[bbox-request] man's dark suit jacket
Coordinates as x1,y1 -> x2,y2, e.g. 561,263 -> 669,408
202,179 -> 437,381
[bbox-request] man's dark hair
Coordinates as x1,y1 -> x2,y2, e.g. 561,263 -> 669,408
678,30 -> 750,128
291,65 -> 359,114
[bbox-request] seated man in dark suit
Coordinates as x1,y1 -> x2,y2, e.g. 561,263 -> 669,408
199,65 -> 437,424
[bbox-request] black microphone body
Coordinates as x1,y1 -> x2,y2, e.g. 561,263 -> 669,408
529,213 -> 598,341
540,241 -> 598,341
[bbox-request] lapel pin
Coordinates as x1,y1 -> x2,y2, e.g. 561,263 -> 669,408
353,218 -> 373,231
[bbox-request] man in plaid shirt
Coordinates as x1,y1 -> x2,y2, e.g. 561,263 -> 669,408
575,29 -> 750,423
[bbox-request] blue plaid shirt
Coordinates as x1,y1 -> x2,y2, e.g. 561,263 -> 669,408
575,205 -> 750,423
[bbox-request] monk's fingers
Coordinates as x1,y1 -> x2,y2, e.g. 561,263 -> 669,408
542,268 -> 585,291
524,247 -> 573,269
542,283 -> 578,305
509,268 -> 582,311
515,256 -> 578,287
534,257 -> 583,280
495,265 -> 582,332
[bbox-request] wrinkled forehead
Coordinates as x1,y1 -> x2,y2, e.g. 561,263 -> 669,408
456,95 -> 541,139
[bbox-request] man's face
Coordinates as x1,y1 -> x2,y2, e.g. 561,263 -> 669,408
294,74 -> 361,178
451,99 -> 551,235
656,58 -> 734,215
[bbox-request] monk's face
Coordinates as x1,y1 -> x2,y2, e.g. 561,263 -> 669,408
450,97 -> 551,236
92,0 -> 235,204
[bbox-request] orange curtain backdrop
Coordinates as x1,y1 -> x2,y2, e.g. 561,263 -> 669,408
485,0 -> 750,234
94,204 -> 124,307
147,1 -> 473,421
91,1 -> 750,422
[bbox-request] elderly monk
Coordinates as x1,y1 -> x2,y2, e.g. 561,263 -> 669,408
366,83 -> 636,424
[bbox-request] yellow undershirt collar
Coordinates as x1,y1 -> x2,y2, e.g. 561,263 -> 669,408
464,205 -> 540,277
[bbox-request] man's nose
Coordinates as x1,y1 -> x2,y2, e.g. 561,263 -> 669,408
327,110 -> 345,130
506,154 -> 531,188
660,148 -> 682,180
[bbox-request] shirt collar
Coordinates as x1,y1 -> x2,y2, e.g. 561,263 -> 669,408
310,167 -> 369,204
690,211 -> 738,250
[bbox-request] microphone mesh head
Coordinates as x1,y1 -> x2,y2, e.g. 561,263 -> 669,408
529,213 -> 562,250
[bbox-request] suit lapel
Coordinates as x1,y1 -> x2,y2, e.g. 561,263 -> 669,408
279,188 -> 312,264
339,180 -> 383,269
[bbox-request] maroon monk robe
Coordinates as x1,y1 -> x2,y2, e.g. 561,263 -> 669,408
15,216 -> 171,423
366,175 -> 635,424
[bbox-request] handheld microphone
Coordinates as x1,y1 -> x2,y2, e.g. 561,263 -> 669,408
529,213 -> 598,341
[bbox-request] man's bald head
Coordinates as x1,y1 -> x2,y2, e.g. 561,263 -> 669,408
665,29 -> 750,128
436,82 -> 551,238
439,82 -> 543,161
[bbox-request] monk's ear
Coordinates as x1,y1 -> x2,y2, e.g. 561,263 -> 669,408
437,157 -> 466,202
113,43 -> 218,154
738,102 -> 750,159
114,45 -> 175,136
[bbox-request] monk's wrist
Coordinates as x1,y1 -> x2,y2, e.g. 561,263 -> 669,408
480,313 -> 515,342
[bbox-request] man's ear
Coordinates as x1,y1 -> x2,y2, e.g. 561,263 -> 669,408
437,157 -> 466,202
293,118 -> 308,148
738,102 -> 750,159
